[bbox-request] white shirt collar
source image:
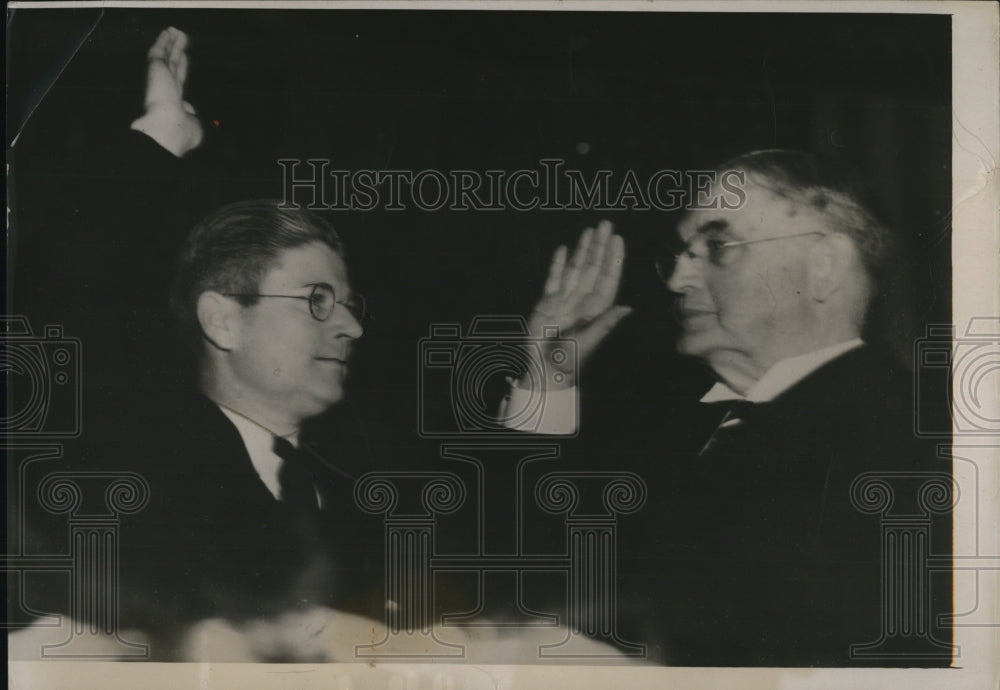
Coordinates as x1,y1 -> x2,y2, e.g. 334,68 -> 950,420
700,338 -> 865,404
216,405 -> 299,501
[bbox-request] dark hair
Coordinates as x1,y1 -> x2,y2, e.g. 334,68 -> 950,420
716,149 -> 894,283
169,200 -> 342,355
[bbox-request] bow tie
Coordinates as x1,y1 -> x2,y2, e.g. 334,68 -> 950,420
716,399 -> 764,425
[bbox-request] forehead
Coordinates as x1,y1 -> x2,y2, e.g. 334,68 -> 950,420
259,241 -> 349,291
676,178 -> 800,241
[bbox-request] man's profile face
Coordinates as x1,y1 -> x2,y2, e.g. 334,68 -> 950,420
226,241 -> 363,423
666,177 -> 830,374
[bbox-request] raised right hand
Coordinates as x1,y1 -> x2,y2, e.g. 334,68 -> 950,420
520,220 -> 632,391
130,27 -> 204,157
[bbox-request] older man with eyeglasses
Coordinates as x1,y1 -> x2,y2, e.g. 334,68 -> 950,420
660,151 -> 881,408
519,150 -> 951,666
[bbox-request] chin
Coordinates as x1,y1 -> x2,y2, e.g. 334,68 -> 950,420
675,331 -> 724,361
300,387 -> 345,418
675,332 -> 705,357
319,387 -> 346,407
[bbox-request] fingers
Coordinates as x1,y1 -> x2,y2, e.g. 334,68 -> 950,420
531,221 -> 625,334
561,227 -> 593,295
575,220 -> 614,296
147,27 -> 175,61
148,26 -> 187,61
147,27 -> 189,81
589,232 -> 626,308
542,245 -> 567,296
144,27 -> 191,108
562,221 -> 623,321
168,30 -> 189,87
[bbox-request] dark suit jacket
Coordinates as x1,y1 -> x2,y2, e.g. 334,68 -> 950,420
110,391 -> 384,658
12,120 -> 386,650
619,345 -> 952,667
11,120 -> 389,656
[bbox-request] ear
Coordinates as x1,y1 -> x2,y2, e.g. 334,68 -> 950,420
806,233 -> 856,302
196,291 -> 241,351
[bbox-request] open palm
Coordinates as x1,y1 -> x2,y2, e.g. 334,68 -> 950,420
524,220 -> 632,389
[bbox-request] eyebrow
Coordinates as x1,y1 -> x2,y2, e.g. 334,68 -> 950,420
303,280 -> 354,299
691,219 -> 731,237
676,218 -> 732,244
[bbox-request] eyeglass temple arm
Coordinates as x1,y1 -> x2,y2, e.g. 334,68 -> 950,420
722,231 -> 825,248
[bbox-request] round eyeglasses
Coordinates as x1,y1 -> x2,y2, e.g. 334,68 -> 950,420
223,282 -> 368,323
654,230 -> 825,283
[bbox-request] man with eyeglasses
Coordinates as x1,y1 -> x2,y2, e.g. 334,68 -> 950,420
172,201 -> 367,439
521,150 -> 950,666
12,28 -> 629,659
67,29 -> 383,658
108,200 -> 385,658
659,153 -> 876,407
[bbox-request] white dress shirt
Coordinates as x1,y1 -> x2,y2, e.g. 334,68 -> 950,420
508,338 -> 865,435
698,338 -> 865,404
216,405 -> 303,503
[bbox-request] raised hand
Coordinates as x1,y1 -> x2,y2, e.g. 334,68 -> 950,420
523,220 -> 632,390
130,27 -> 204,157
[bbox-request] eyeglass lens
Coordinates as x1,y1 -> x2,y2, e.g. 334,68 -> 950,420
308,283 -> 366,322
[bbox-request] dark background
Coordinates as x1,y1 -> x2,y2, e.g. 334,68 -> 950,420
8,8 -> 952,460
7,8 -> 951,657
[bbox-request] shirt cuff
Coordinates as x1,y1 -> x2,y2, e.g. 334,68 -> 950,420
499,382 -> 578,435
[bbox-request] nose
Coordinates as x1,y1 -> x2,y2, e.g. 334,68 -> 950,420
329,303 -> 364,339
665,251 -> 702,294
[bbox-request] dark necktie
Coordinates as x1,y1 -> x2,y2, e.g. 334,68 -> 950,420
697,399 -> 761,458
272,435 -> 320,513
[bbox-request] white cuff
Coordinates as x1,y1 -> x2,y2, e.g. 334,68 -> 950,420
499,383 -> 578,435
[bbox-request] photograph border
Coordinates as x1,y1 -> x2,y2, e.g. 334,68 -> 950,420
6,0 -> 998,688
